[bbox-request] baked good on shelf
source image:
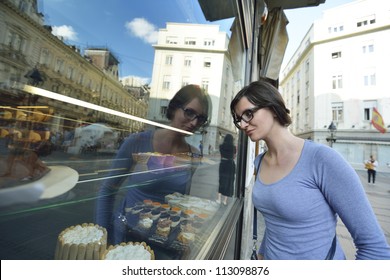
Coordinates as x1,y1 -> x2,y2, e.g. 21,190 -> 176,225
177,231 -> 195,244
170,215 -> 181,227
55,223 -> 107,260
138,217 -> 153,230
102,241 -> 155,260
156,218 -> 172,237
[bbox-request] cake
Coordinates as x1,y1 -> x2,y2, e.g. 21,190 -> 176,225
102,242 -> 155,260
177,231 -> 195,244
138,217 -> 153,230
156,219 -> 172,237
55,223 -> 107,260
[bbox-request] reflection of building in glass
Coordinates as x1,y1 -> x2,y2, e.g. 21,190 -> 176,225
0,0 -> 148,134
148,23 -> 237,153
280,0 -> 390,171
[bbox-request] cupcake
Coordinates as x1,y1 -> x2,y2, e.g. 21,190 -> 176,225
161,204 -> 170,212
139,208 -> 152,219
170,215 -> 181,227
151,209 -> 161,221
168,210 -> 179,217
159,212 -> 170,220
183,209 -> 195,218
143,199 -> 153,206
131,206 -> 143,215
171,207 -> 182,215
152,202 -> 161,208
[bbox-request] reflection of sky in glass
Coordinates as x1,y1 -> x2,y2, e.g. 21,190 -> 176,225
42,0 -> 234,79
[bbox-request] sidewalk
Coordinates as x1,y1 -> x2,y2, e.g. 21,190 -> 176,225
337,170 -> 390,259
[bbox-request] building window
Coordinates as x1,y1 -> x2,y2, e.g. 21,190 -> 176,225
162,75 -> 171,90
332,74 -> 343,89
184,56 -> 192,67
184,38 -> 196,45
203,39 -> 215,46
201,79 -> 209,93
357,15 -> 376,27
160,106 -> 167,117
55,58 -> 64,73
165,55 -> 173,65
362,43 -> 374,54
203,58 -> 211,68
328,25 -> 344,33
166,36 -> 178,44
364,73 -> 376,86
39,48 -> 50,65
331,51 -> 342,59
66,67 -> 74,80
182,77 -> 190,87
6,31 -> 26,52
332,102 -> 343,122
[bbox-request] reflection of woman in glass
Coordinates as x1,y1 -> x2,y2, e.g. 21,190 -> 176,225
216,134 -> 236,205
96,85 -> 211,244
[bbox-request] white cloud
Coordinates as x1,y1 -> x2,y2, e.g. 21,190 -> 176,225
52,25 -> 78,41
125,18 -> 158,44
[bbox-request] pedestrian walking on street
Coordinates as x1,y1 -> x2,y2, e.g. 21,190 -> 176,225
365,155 -> 378,184
230,79 -> 390,260
216,134 -> 236,206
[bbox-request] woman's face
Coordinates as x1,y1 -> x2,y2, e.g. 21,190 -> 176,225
171,98 -> 207,133
233,96 -> 275,142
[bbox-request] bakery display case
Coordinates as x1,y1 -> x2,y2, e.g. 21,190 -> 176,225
0,0 -> 261,260
0,87 -> 239,259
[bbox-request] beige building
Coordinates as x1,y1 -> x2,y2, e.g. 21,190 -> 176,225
0,0 -> 148,135
280,0 -> 390,171
148,22 -> 237,152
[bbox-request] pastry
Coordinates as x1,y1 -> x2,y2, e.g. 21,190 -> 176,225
102,242 -> 154,260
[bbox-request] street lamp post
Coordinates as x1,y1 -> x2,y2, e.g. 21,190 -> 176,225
326,121 -> 337,147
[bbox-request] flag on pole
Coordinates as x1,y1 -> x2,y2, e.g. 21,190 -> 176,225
371,107 -> 386,133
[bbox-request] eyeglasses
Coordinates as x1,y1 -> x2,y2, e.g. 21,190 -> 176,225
233,106 -> 262,129
181,107 -> 208,125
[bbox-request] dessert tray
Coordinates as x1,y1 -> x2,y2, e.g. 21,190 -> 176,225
125,193 -> 220,259
0,165 -> 79,207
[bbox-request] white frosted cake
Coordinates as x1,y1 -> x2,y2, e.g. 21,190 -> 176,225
55,223 -> 107,260
102,242 -> 155,260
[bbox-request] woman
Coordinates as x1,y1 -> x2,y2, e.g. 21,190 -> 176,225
230,80 -> 390,260
96,84 -> 211,244
216,134 -> 236,205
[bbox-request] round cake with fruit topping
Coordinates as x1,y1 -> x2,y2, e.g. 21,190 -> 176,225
102,242 -> 155,260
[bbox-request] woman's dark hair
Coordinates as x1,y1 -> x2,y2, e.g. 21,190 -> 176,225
167,84 -> 211,126
230,79 -> 292,127
223,134 -> 234,145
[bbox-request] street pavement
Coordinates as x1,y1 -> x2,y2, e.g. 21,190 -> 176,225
337,169 -> 390,259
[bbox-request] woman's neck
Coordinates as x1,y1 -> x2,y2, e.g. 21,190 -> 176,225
153,129 -> 188,154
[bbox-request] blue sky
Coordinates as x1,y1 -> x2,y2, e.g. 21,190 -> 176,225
41,0 -> 354,82
41,0 -> 233,82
